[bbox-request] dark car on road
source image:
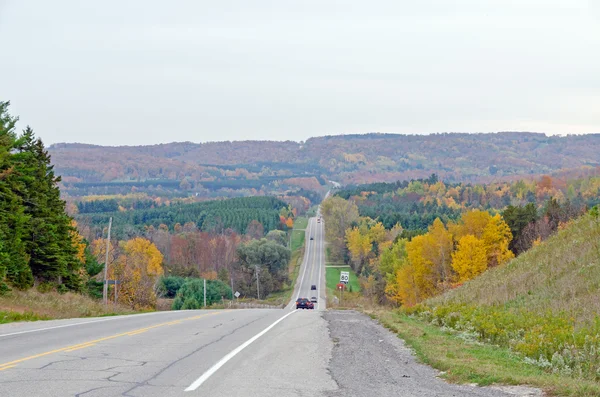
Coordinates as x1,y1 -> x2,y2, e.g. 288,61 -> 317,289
296,298 -> 314,309
311,284 -> 317,290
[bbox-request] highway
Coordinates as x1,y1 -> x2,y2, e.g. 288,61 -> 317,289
0,217 -> 330,397
0,215 -> 522,396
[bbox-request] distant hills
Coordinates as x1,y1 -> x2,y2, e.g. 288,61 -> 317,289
49,132 -> 600,197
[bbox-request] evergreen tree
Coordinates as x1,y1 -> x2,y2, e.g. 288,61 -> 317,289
0,101 -> 33,290
12,126 -> 82,289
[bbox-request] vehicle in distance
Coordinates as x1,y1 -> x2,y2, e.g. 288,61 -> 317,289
296,298 -> 314,309
310,236 -> 314,240
317,218 -> 321,223
310,296 -> 317,303
311,284 -> 317,290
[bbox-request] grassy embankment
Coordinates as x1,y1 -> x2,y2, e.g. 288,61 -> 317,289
0,289 -> 137,324
369,212 -> 600,396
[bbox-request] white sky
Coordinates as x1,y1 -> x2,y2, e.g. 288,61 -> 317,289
1,0 -> 599,145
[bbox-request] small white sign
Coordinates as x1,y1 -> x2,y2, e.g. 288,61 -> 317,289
234,291 -> 240,298
340,271 -> 350,284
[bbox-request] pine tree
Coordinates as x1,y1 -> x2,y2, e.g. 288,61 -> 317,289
13,127 -> 82,289
0,101 -> 33,290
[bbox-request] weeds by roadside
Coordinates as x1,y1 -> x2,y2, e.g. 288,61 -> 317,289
0,289 -> 138,323
370,309 -> 600,397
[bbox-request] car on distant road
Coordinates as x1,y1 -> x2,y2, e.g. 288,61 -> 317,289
310,236 -> 314,240
296,298 -> 313,309
311,284 -> 317,290
310,296 -> 317,303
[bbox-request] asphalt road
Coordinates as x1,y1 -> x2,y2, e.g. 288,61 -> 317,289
0,214 -> 534,396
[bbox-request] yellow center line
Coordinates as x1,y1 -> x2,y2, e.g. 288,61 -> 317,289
64,343 -> 96,352
0,311 -> 220,370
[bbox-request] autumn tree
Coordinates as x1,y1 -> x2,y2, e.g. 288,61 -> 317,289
111,237 -> 164,309
482,214 -> 514,267
451,235 -> 487,282
422,218 -> 453,291
321,196 -> 359,261
345,227 -> 372,273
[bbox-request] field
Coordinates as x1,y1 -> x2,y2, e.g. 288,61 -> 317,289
293,216 -> 308,230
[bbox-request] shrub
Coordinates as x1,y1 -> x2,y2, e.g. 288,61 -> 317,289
158,276 -> 186,298
172,278 -> 232,310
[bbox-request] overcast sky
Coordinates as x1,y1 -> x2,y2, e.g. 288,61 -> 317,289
1,0 -> 598,146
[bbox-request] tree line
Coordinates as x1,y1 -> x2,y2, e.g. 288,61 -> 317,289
76,196 -> 288,239
0,101 -> 83,292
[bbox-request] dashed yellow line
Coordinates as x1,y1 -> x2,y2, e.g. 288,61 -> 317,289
0,311 -> 221,371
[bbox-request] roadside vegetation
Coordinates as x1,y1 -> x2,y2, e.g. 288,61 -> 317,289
407,210 -> 600,383
0,289 -> 136,323
321,176 -> 600,394
374,310 -> 600,397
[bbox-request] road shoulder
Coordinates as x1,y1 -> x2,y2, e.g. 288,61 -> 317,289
324,310 -> 537,397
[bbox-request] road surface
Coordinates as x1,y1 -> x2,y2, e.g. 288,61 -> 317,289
0,215 -> 528,396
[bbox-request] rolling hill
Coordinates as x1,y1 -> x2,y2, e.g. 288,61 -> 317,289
49,132 -> 600,198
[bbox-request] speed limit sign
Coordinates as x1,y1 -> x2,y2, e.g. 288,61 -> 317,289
340,271 -> 349,284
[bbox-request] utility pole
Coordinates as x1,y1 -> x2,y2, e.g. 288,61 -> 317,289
103,217 -> 112,305
231,277 -> 235,300
203,278 -> 207,308
255,265 -> 260,300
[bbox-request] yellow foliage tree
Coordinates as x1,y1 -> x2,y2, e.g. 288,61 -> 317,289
451,235 -> 488,282
345,227 -> 372,272
482,214 -> 514,267
70,220 -> 86,264
422,219 -> 453,290
395,261 -> 420,306
448,209 -> 491,240
406,234 -> 437,300
112,237 -> 164,309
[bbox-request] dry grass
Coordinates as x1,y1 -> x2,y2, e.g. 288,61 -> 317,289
415,213 -> 600,381
0,289 -> 137,322
429,214 -> 600,328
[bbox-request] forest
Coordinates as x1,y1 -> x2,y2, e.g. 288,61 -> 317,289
48,132 -> 600,198
75,196 -> 291,240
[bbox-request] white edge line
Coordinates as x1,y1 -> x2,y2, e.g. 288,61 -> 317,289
0,311 -> 166,338
184,309 -> 298,392
295,218 -> 313,302
318,214 -> 323,310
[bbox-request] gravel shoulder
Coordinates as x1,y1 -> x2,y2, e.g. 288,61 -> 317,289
324,310 -> 541,397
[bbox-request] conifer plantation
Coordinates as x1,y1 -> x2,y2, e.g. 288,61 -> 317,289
0,101 -> 82,293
